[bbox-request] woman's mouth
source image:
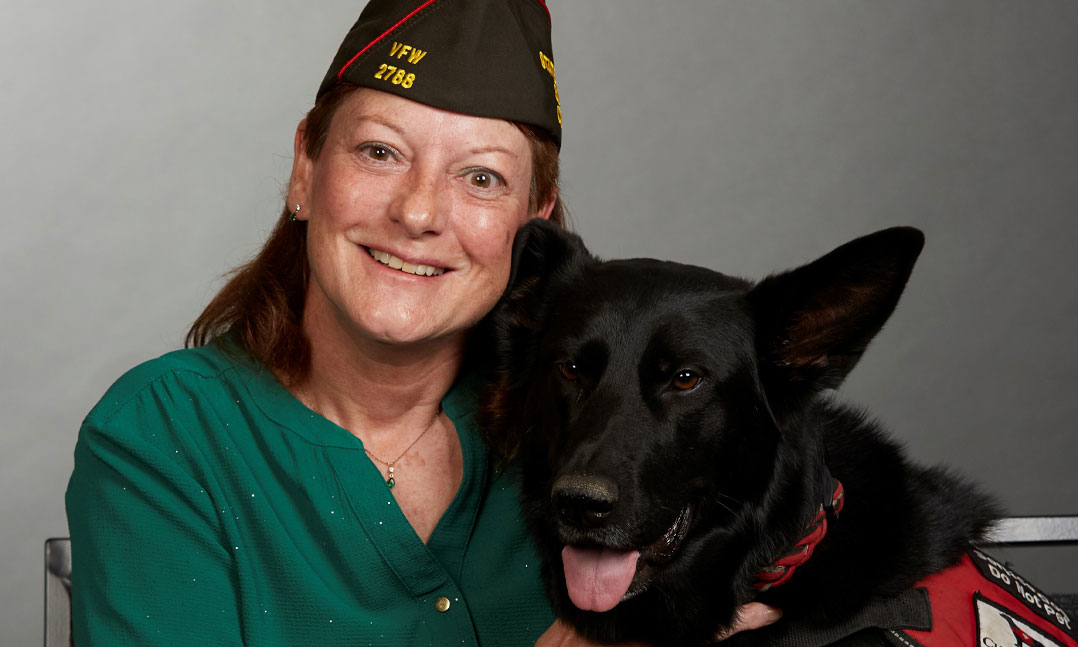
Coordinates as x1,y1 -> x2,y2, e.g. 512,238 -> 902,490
366,247 -> 447,277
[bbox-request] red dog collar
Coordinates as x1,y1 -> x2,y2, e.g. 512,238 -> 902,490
754,480 -> 845,591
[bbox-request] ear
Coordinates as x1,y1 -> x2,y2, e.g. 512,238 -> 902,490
748,227 -> 925,415
505,218 -> 591,303
477,219 -> 593,458
497,218 -> 592,345
286,119 -> 313,219
535,187 -> 558,221
480,218 -> 593,356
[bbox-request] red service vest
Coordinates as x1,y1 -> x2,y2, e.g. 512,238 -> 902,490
887,549 -> 1076,647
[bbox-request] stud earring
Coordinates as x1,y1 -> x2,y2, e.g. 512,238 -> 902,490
288,204 -> 301,222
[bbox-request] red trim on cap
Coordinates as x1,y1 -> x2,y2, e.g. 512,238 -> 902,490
533,0 -> 551,22
336,0 -> 440,83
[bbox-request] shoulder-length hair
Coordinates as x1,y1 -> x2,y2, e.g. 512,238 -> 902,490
186,84 -> 566,385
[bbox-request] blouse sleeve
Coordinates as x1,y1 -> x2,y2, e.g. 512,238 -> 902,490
66,380 -> 244,646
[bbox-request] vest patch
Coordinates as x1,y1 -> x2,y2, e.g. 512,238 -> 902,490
890,553 -> 1077,647
976,593 -> 1067,647
970,549 -> 1075,637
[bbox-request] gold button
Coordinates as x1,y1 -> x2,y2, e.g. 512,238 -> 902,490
434,596 -> 451,613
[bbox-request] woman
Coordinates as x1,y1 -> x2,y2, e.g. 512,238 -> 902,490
66,1 -> 777,644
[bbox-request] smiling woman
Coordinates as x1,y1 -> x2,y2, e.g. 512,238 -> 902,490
66,0 -> 573,643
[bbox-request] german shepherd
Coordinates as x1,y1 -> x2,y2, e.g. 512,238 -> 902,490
479,220 -> 1003,646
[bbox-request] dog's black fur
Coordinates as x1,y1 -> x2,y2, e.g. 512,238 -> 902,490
478,220 -> 1001,646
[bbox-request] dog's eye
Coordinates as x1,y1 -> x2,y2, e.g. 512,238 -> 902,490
672,370 -> 701,391
558,361 -> 579,381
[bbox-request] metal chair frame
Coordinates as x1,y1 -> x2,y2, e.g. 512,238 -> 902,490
983,515 -> 1078,547
44,537 -> 72,647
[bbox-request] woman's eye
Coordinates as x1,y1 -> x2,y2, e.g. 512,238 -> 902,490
359,143 -> 396,162
464,168 -> 504,190
672,370 -> 701,391
558,361 -> 578,381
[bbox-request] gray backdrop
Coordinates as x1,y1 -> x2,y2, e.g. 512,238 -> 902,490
3,1 -> 1076,644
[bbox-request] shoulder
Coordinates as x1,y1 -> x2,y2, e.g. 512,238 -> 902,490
83,341 -> 256,431
72,340 -> 277,496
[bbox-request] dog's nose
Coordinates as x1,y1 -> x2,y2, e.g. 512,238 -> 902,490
552,474 -> 619,527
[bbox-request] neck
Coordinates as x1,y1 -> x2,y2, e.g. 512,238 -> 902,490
295,286 -> 465,442
753,403 -> 999,610
754,464 -> 843,592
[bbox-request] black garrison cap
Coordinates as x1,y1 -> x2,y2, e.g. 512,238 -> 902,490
317,0 -> 562,147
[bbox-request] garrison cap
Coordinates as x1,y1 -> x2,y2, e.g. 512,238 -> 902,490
318,0 -> 562,147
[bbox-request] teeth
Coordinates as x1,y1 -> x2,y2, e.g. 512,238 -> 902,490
367,247 -> 445,276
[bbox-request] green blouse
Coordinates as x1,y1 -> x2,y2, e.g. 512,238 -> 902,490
66,341 -> 553,646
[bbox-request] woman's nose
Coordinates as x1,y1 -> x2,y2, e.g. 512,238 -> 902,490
390,169 -> 446,237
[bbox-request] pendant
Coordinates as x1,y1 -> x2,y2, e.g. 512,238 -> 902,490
387,466 -> 395,488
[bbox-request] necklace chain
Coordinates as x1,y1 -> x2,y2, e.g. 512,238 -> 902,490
309,400 -> 443,489
363,407 -> 441,488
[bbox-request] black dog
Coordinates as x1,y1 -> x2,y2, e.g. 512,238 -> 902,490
479,220 -> 1007,646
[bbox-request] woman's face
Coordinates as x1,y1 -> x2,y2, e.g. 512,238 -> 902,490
289,88 -> 553,348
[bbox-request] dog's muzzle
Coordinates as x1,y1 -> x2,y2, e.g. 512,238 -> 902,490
551,472 -> 696,612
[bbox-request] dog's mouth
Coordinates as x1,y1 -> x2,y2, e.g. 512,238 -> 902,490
561,505 -> 692,613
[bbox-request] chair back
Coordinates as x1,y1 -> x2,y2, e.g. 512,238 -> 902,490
984,515 -> 1078,546
44,538 -> 71,647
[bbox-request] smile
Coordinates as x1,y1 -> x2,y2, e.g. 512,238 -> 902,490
366,247 -> 446,277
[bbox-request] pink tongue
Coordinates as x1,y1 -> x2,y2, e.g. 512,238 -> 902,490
561,545 -> 640,612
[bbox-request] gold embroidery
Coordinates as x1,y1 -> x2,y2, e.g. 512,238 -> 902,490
390,41 -> 428,64
373,64 -> 416,88
538,51 -> 562,126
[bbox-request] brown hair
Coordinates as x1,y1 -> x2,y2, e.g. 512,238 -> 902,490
186,84 -> 566,385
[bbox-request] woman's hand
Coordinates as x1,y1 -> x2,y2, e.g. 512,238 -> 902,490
714,602 -> 783,641
533,620 -> 590,647
534,603 -> 782,646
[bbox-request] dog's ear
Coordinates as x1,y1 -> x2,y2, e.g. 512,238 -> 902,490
484,218 -> 592,357
477,218 -> 593,460
748,227 -> 925,415
495,219 -> 595,335
505,218 -> 592,301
